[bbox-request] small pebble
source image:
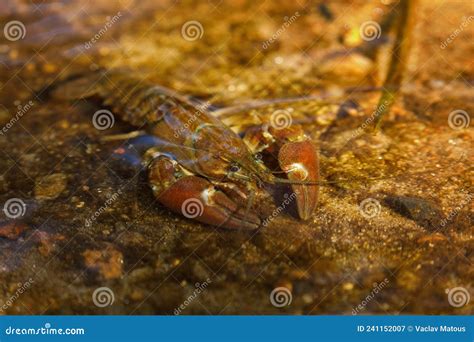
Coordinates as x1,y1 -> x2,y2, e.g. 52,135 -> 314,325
34,173 -> 68,200
82,247 -> 124,280
342,282 -> 354,291
0,221 -> 28,240
302,294 -> 313,304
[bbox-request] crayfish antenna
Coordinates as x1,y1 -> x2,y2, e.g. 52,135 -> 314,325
243,188 -> 257,226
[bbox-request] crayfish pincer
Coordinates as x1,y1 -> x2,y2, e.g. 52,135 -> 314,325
50,69 -> 320,229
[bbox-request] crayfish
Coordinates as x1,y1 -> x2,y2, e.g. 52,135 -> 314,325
50,69 -> 320,230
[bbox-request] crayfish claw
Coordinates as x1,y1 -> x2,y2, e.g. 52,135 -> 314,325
148,158 -> 260,230
278,140 -> 319,220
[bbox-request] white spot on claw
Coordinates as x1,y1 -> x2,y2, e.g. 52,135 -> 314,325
284,163 -> 309,180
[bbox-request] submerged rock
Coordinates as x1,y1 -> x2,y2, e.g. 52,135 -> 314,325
384,195 -> 444,231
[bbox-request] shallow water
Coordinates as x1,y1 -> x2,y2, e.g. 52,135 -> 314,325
0,0 -> 472,314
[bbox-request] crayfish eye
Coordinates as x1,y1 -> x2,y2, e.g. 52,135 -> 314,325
230,163 -> 240,173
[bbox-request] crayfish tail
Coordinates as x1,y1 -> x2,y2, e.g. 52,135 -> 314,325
48,73 -> 103,101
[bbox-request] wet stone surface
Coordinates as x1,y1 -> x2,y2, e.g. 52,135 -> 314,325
0,0 -> 472,315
